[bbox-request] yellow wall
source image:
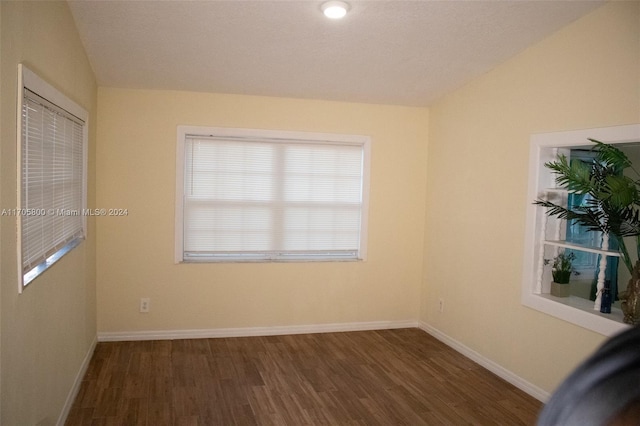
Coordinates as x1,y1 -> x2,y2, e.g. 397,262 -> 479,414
423,1 -> 640,394
96,89 -> 429,333
0,2 -> 97,425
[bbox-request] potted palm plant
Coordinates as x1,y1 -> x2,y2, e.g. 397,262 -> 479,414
534,140 -> 640,324
547,252 -> 576,297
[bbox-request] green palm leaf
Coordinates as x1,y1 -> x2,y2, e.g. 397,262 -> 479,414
544,154 -> 593,194
590,139 -> 632,170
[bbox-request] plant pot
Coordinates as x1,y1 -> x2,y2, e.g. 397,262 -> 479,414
622,260 -> 640,325
551,281 -> 570,298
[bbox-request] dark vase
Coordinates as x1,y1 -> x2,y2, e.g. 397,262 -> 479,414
600,280 -> 612,314
553,270 -> 571,284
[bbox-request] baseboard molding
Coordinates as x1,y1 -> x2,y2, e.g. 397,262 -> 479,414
56,336 -> 97,426
97,319 -> 419,342
418,321 -> 550,403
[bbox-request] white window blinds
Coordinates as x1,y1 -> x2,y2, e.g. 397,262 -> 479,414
179,130 -> 369,262
19,69 -> 87,288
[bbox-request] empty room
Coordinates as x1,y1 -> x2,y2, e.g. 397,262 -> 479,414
1,0 -> 639,424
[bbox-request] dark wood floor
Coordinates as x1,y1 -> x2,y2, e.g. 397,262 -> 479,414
66,328 -> 542,425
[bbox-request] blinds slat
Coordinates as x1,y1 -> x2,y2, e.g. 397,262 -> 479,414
182,135 -> 365,258
21,92 -> 84,275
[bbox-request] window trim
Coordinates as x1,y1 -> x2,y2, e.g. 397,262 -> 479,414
175,125 -> 370,263
522,124 -> 640,336
16,64 -> 89,292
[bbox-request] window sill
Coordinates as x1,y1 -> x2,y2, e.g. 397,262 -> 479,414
522,293 -> 629,337
22,237 -> 84,287
180,258 -> 363,264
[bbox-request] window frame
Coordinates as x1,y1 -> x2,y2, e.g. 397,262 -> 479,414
522,124 -> 640,336
16,64 -> 89,292
175,125 -> 370,263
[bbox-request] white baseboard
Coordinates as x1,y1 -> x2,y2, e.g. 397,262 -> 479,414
56,336 -> 97,426
418,321 -> 549,403
97,319 -> 419,342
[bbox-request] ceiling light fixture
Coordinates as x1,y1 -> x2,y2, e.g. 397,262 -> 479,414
321,1 -> 350,19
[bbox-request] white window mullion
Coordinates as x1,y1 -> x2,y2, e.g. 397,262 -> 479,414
272,143 -> 285,254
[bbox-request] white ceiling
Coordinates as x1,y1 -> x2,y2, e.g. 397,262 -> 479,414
67,0 -> 605,107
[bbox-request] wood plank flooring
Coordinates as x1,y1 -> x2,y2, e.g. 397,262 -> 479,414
66,328 -> 542,425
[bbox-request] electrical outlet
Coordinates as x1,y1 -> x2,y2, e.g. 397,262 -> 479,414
140,298 -> 150,313
438,298 -> 444,313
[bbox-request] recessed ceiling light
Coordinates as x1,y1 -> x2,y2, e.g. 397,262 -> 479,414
321,1 -> 350,19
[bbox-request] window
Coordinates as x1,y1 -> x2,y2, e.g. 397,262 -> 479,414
564,151 -> 621,301
565,151 -> 600,273
17,65 -> 88,290
522,124 -> 640,336
175,126 -> 370,262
